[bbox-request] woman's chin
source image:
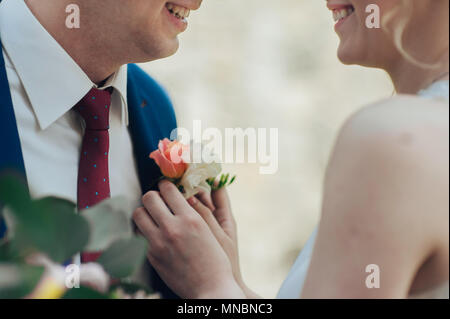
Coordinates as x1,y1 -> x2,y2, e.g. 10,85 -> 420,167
337,42 -> 365,66
337,47 -> 354,65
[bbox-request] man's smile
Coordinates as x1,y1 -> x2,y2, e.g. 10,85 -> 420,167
163,1 -> 199,33
166,2 -> 191,21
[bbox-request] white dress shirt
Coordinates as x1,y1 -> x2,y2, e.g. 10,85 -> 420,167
0,0 -> 142,212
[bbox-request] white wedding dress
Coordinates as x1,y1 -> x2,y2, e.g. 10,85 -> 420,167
277,80 -> 450,299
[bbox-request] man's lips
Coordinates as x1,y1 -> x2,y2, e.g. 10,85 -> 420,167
166,0 -> 201,12
164,7 -> 188,32
166,2 -> 190,20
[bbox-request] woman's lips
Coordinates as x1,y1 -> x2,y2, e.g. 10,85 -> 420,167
326,0 -> 353,11
331,5 -> 355,30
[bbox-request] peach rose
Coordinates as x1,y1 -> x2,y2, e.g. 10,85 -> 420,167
150,139 -> 188,179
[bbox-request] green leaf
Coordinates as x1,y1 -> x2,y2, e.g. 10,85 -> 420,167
9,197 -> 89,263
0,243 -> 8,261
0,173 -> 31,205
0,263 -> 44,298
206,178 -> 214,187
97,237 -> 148,279
208,174 -> 237,191
2,207 -> 16,241
0,174 -> 33,221
82,196 -> 134,252
0,175 -> 90,262
62,286 -> 109,299
0,241 -> 18,262
219,173 -> 226,188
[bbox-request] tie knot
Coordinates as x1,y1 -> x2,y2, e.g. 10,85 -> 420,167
75,87 -> 112,130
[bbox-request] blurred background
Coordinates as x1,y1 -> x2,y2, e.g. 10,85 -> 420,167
140,0 -> 393,298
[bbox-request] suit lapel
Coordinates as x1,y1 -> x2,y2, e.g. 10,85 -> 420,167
0,41 -> 28,182
0,40 -> 28,238
126,64 -> 177,194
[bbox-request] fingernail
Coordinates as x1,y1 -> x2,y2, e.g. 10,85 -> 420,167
188,197 -> 198,206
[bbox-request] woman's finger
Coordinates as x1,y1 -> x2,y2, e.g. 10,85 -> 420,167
141,190 -> 173,226
187,196 -> 224,239
196,190 -> 216,211
211,187 -> 235,227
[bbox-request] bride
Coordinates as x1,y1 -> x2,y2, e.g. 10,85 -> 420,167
133,0 -> 449,298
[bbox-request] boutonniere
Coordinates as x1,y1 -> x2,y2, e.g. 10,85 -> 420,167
149,138 -> 235,198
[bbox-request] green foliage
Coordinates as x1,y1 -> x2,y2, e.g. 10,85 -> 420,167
207,173 -> 236,191
1,175 -> 90,262
0,174 -> 149,298
0,263 -> 44,298
97,237 -> 148,279
82,196 -> 134,252
62,286 -> 110,299
0,176 -> 90,263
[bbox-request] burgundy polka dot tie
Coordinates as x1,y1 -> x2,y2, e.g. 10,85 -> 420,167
75,87 -> 112,263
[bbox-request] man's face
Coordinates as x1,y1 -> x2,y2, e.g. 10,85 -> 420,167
92,0 -> 203,63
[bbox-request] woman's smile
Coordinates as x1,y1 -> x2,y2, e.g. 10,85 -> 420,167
332,6 -> 355,29
326,1 -> 356,30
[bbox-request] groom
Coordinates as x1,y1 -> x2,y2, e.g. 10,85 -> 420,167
0,0 -> 203,298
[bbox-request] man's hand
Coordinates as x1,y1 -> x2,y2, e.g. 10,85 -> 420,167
133,180 -> 245,299
188,187 -> 261,299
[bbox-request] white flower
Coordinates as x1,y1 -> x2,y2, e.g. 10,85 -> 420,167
180,162 -> 222,198
79,262 -> 110,293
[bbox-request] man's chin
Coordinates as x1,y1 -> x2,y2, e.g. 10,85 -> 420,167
158,37 -> 180,58
137,39 -> 180,63
163,39 -> 180,58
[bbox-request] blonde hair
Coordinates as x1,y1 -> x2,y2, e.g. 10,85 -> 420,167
382,0 -> 448,70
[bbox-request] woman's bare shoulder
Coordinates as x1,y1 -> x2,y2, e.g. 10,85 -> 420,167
342,95 -> 449,140
307,96 -> 449,298
333,95 -> 449,164
325,94 -> 449,224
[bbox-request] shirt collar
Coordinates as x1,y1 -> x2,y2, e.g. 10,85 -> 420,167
0,0 -> 129,130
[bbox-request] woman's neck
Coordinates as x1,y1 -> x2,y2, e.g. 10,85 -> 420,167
387,51 -> 449,95
385,0 -> 449,95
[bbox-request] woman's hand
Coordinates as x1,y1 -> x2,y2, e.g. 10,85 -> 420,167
133,180 -> 245,299
188,188 -> 261,299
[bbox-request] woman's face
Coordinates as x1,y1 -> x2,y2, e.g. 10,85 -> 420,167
326,0 -> 400,68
